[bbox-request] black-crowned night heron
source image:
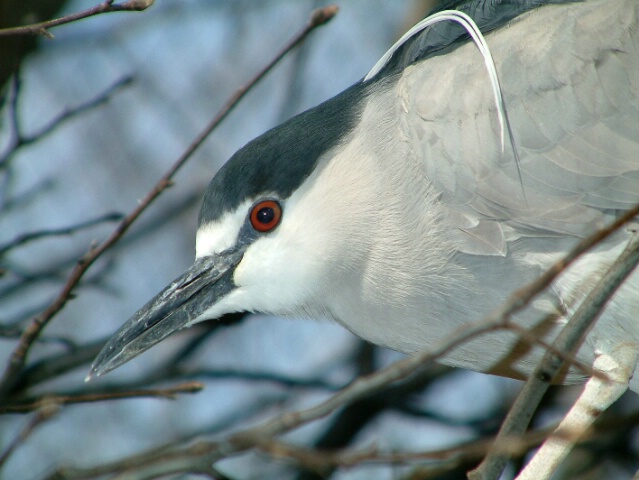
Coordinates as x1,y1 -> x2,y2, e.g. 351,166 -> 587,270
90,0 -> 638,477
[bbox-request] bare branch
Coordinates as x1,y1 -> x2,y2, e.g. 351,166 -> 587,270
0,212 -> 124,256
0,382 -> 203,413
47,408 -> 639,480
470,232 -> 639,480
21,76 -> 133,144
44,422 -> 553,480
183,368 -> 341,391
6,75 -> 21,142
0,1 -> 155,39
249,432 -> 545,473
0,75 -> 134,168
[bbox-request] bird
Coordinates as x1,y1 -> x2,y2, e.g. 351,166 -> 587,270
90,0 -> 638,478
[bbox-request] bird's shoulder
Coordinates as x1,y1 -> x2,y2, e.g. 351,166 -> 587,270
396,0 -> 638,256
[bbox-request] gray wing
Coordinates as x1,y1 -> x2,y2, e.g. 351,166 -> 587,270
399,0 -> 638,255
371,0 -> 565,81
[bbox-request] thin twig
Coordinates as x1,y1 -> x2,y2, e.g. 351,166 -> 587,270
21,76 -> 133,144
0,0 -> 155,38
249,431 -> 547,471
0,4 -> 339,400
0,212 -> 124,256
183,368 -> 340,390
0,382 -> 203,413
7,75 -> 21,143
0,76 -> 134,168
494,204 -> 639,328
0,178 -> 55,213
16,354 -> 340,406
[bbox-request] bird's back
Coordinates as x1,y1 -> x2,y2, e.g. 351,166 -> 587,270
400,0 -> 638,249
332,0 -> 639,387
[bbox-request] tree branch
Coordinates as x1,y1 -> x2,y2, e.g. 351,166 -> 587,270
0,75 -> 134,168
0,381 -> 203,413
470,231 -> 639,480
0,212 -> 123,256
0,0 -> 155,39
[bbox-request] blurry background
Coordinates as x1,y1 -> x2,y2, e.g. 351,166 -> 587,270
0,1 -> 637,479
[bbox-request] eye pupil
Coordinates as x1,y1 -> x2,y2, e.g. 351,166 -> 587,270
257,207 -> 274,224
250,200 -> 282,232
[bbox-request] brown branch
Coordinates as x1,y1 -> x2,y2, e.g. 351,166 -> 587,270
495,204 -> 639,326
503,323 -> 601,380
47,408 -> 639,480
249,431 -> 549,473
44,422 -> 552,480
0,75 -> 133,168
0,212 -> 123,256
0,0 -> 155,39
0,5 -> 339,400
16,360 -> 340,408
0,382 -> 203,414
470,231 -> 639,480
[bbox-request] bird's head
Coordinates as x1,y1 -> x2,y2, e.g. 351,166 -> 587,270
88,83 -> 370,379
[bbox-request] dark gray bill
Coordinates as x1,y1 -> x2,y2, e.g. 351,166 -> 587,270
88,249 -> 243,380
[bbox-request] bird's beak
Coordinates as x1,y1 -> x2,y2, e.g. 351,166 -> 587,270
87,249 -> 244,380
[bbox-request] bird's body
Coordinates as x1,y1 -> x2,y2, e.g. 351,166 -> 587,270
90,0 -> 638,476
350,0 -> 639,385
196,0 -> 639,388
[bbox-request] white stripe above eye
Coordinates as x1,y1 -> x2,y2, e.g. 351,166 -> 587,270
195,200 -> 253,259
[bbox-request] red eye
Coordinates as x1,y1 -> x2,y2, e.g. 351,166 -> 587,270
250,200 -> 282,232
